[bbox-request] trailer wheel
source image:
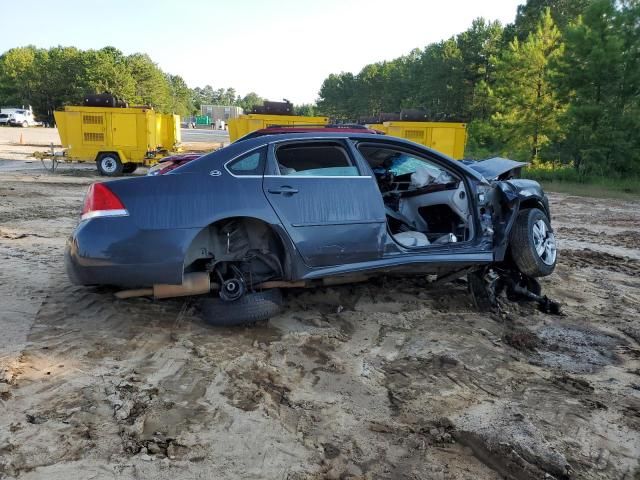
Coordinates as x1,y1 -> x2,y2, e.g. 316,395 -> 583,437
96,153 -> 123,177
122,163 -> 138,174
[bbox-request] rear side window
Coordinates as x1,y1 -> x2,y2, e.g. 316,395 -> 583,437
275,142 -> 359,176
226,149 -> 265,176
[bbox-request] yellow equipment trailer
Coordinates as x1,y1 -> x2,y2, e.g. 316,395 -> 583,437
46,105 -> 180,176
156,113 -> 181,153
366,121 -> 467,159
228,114 -> 329,142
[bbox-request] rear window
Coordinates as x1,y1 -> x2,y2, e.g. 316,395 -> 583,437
275,142 -> 359,177
0,114 -> 8,118
226,148 -> 265,176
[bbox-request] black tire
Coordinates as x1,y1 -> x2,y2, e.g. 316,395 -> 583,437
122,162 -> 138,174
509,208 -> 556,277
199,289 -> 283,326
96,153 -> 123,177
22,121 -> 28,128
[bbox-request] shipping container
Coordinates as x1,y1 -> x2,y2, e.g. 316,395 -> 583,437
195,115 -> 210,125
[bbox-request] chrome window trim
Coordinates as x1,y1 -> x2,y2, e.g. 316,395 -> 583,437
270,138 -> 369,178
263,175 -> 372,179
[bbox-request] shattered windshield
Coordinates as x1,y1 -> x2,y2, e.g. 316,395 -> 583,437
376,154 -> 443,177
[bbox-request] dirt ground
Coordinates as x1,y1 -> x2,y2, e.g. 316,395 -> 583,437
0,130 -> 639,479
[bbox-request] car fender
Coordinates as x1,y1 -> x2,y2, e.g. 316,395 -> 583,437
505,179 -> 550,218
493,179 -> 550,261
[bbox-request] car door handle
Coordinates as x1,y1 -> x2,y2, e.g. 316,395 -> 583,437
268,186 -> 299,195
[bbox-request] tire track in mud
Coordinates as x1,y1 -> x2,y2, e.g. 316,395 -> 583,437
557,226 -> 640,250
558,248 -> 640,276
6,269 -> 640,479
1,263 -> 313,477
0,244 -> 52,386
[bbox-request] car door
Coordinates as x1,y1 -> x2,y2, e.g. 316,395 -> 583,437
263,139 -> 386,268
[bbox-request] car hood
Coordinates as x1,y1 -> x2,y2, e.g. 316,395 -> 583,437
465,157 -> 528,181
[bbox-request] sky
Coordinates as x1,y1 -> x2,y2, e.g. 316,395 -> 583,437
2,0 -> 522,104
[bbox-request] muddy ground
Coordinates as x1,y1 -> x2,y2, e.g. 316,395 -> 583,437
0,136 -> 639,479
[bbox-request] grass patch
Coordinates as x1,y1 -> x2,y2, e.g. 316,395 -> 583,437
524,166 -> 640,200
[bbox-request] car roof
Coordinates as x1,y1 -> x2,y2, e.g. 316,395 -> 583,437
238,125 -> 383,141
231,131 -> 446,155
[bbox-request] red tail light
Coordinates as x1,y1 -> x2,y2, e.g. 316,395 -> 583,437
81,183 -> 128,221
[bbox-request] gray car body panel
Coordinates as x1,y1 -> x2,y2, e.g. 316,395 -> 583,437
465,157 -> 528,180
65,133 -> 548,287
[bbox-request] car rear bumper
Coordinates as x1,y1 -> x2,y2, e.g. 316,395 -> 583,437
65,217 -> 200,287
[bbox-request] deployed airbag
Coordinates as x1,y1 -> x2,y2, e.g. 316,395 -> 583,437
393,231 -> 430,247
410,166 -> 453,188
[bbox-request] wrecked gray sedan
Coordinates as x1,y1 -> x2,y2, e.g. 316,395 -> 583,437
66,132 -> 557,324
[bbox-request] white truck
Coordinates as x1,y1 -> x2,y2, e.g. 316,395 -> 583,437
0,107 -> 40,127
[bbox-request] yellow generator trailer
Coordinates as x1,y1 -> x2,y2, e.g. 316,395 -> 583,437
49,105 -> 180,176
229,109 -> 329,142
228,114 -> 329,142
156,113 -> 182,153
366,121 -> 467,159
228,100 -> 329,142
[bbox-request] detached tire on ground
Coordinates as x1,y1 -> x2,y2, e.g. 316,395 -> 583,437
199,289 -> 283,326
509,208 -> 557,277
96,153 -> 123,177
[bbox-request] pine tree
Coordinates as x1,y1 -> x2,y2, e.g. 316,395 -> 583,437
491,9 -> 566,162
556,0 -> 640,176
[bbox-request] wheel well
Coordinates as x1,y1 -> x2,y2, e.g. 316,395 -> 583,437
496,198 -> 548,263
519,198 -> 548,217
183,217 -> 289,280
95,151 -> 120,162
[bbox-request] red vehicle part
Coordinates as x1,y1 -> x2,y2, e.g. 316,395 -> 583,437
81,183 -> 128,221
148,153 -> 203,176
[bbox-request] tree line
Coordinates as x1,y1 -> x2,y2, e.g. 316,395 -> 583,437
0,46 -> 270,121
0,43 -> 318,122
316,0 -> 640,177
0,46 -> 195,119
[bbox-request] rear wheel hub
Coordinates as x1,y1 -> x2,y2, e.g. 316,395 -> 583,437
532,219 -> 556,266
220,277 -> 245,302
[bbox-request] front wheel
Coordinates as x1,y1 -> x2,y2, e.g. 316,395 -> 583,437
96,153 -> 123,177
509,208 -> 557,277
